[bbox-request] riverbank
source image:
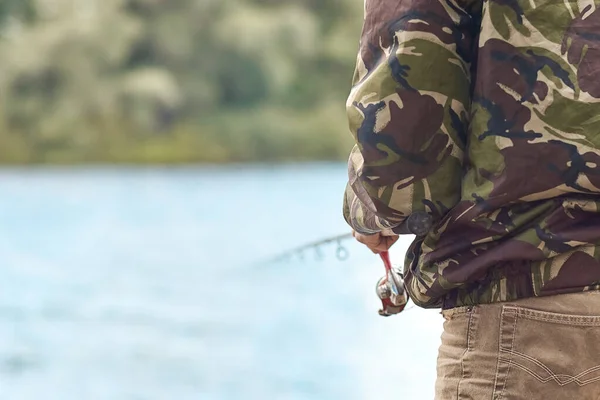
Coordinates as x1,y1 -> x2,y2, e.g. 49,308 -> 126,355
0,105 -> 354,165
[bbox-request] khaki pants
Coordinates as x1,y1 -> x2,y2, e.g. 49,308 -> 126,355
435,291 -> 600,400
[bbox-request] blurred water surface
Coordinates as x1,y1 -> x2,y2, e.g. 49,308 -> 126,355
0,164 -> 442,400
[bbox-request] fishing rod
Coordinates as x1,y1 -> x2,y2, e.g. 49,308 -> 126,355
261,232 -> 412,316
263,232 -> 354,264
263,211 -> 433,265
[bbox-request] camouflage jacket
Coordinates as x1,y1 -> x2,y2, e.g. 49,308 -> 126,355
343,0 -> 600,309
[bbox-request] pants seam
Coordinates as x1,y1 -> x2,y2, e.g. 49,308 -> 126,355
458,307 -> 475,399
492,308 -> 505,399
493,307 -> 518,400
501,309 -> 518,398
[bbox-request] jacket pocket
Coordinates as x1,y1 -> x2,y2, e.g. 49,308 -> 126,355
492,305 -> 600,400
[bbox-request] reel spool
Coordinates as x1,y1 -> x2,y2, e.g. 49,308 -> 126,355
376,252 -> 408,317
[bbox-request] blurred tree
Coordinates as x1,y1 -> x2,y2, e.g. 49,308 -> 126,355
0,0 -> 36,26
0,0 -> 362,164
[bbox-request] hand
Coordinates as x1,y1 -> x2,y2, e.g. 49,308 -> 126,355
352,230 -> 399,254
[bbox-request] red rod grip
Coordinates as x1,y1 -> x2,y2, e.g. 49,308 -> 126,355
379,251 -> 393,273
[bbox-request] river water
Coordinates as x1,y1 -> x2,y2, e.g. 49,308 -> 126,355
0,164 -> 443,399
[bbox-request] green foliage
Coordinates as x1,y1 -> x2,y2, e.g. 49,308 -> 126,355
0,0 -> 362,164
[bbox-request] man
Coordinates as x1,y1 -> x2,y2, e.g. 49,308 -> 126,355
343,0 -> 600,398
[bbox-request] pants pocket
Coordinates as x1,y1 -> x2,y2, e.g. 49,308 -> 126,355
492,305 -> 600,400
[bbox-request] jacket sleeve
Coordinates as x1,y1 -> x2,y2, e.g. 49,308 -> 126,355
343,0 -> 480,235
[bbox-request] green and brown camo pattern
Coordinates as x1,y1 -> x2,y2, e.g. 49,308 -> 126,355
343,0 -> 600,309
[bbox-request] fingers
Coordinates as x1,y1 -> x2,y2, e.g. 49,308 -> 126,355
386,235 -> 399,247
352,231 -> 399,253
370,236 -> 395,254
352,231 -> 375,246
